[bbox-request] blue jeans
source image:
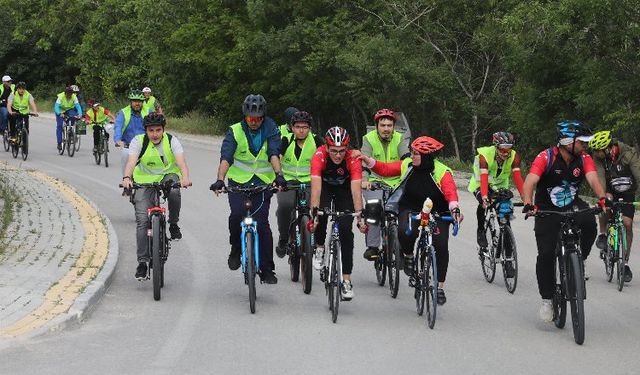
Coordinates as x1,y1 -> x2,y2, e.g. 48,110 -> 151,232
55,109 -> 78,145
0,107 -> 8,133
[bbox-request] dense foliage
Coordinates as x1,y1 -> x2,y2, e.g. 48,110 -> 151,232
1,0 -> 639,160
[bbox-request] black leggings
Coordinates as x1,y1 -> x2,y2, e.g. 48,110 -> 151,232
398,208 -> 451,283
93,125 -> 109,147
315,184 -> 354,274
9,114 -> 29,138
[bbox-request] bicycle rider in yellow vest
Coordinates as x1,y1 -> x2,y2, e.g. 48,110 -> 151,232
141,87 -> 164,114
54,85 -> 83,151
274,110 -> 323,258
361,108 -> 410,261
210,94 -> 287,285
0,75 -> 16,134
7,81 -> 39,140
278,106 -> 299,140
121,113 -> 191,280
85,99 -> 116,152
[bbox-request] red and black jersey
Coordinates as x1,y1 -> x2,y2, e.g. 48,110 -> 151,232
310,145 -> 362,187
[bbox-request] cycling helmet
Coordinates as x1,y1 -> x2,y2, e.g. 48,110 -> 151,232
589,130 -> 612,150
411,136 -> 444,155
373,108 -> 397,123
325,126 -> 350,147
70,84 -> 80,93
143,113 -> 166,127
242,94 -> 266,117
556,121 -> 592,139
492,131 -> 514,147
92,100 -> 101,107
128,89 -> 145,101
283,106 -> 299,125
16,81 -> 26,89
290,111 -> 313,126
142,87 -> 152,93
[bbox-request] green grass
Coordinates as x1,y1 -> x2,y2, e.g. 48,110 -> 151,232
166,111 -> 228,136
440,156 -> 473,173
0,176 -> 19,255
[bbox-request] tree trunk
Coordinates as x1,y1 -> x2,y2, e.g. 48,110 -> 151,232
445,118 -> 461,160
471,109 -> 479,158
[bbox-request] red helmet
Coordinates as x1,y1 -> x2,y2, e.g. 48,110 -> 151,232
373,108 -> 397,123
411,136 -> 444,155
325,126 -> 350,147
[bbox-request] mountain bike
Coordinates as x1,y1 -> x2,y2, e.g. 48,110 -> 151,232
407,198 -> 459,329
366,182 -> 401,298
478,189 -> 524,293
602,200 -> 639,291
283,180 -> 315,294
317,201 -> 360,323
92,121 -> 112,167
528,206 -> 600,345
9,113 -> 36,161
60,113 -> 80,157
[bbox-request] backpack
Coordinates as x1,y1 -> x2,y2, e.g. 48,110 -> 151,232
136,133 -> 173,165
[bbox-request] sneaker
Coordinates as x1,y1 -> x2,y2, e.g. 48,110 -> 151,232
275,239 -> 287,259
363,247 -> 379,261
477,228 -> 488,249
260,269 -> 278,284
403,255 -> 414,277
437,288 -> 447,305
624,265 -> 633,283
504,261 -> 516,278
313,246 -> 325,270
57,143 -> 62,151
595,233 -> 607,250
539,299 -> 553,322
341,280 -> 354,300
228,247 -> 241,270
135,262 -> 147,280
169,224 -> 182,240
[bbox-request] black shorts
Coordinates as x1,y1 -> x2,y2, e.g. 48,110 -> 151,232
612,191 -> 636,218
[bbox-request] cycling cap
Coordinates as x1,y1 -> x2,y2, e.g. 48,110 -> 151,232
588,130 -> 612,150
242,94 -> 267,117
325,126 -> 350,147
373,108 -> 397,123
290,111 -> 313,126
143,112 -> 166,127
492,131 -> 514,147
70,84 -> 80,92
411,136 -> 444,155
142,87 -> 152,93
2,75 -> 12,82
128,89 -> 145,101
16,81 -> 26,89
556,121 -> 593,142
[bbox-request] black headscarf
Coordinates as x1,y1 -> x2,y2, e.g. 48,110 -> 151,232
414,153 -> 435,173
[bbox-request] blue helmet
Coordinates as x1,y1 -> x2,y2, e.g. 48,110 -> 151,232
556,121 -> 592,138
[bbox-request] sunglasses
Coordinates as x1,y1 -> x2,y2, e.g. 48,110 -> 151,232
245,116 -> 263,123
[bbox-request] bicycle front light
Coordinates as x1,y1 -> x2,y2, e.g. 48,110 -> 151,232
243,217 -> 254,226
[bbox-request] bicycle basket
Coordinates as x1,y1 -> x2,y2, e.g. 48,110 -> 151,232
76,120 -> 87,135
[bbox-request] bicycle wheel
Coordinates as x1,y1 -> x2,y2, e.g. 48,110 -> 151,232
415,249 -> 425,316
94,141 -> 101,165
151,215 -> 162,301
67,127 -> 76,157
616,226 -> 626,292
425,246 -> 438,329
289,241 -> 300,282
20,128 -> 28,161
3,130 -> 9,152
501,225 -> 518,293
300,215 -> 313,294
74,130 -> 81,151
330,241 -> 340,323
388,223 -> 400,298
604,229 -> 614,282
59,128 -> 66,155
480,221 -> 496,283
11,138 -> 18,158
246,230 -> 257,314
568,252 -> 585,345
374,250 -> 387,286
103,135 -> 109,168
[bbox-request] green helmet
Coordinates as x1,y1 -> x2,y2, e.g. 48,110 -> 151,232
128,89 -> 145,101
588,130 -> 612,150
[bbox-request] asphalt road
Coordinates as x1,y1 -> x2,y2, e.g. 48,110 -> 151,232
0,116 -> 639,375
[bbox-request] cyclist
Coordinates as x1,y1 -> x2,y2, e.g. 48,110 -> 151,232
85,99 -> 116,153
361,108 -> 410,261
7,81 -> 39,140
121,113 -> 191,280
359,136 -> 462,305
114,90 -> 152,173
142,87 -> 164,114
521,121 -> 606,322
275,110 -> 323,257
307,126 -> 367,300
279,107 -> 299,140
54,85 -> 83,151
589,130 -> 640,282
468,131 -> 525,276
0,75 -> 15,135
209,94 -> 286,284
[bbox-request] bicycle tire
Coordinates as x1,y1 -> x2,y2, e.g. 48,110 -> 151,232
374,250 -> 387,286
103,136 -> 109,168
246,230 -> 257,314
501,225 -> 518,293
160,217 -> 167,289
604,227 -> 614,282
74,129 -> 81,152
2,130 -> 9,152
300,215 -> 313,294
289,247 -> 300,282
568,252 -> 585,345
616,226 -> 626,292
11,140 -> 18,158
480,220 -> 496,283
426,246 -> 438,328
94,147 -> 101,165
20,128 -> 28,161
151,215 -> 162,301
415,249 -> 425,316
59,129 -> 66,155
67,127 -> 76,157
330,240 -> 340,323
388,223 -> 400,298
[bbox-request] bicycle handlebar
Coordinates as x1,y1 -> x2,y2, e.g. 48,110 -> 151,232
369,182 -> 394,192
282,180 -> 310,191
119,181 -> 190,190
408,211 -> 459,236
528,206 -> 601,219
222,184 -> 277,195
316,209 -> 360,218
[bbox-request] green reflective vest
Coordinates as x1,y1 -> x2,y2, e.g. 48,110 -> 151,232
142,96 -> 156,112
468,146 -> 515,192
365,130 -> 403,188
57,92 -> 77,112
12,91 -> 31,114
132,133 -> 181,183
0,84 -> 15,97
279,124 -> 291,139
86,107 -> 108,123
281,134 -> 317,182
227,123 -> 275,184
400,158 -> 451,190
120,105 -> 151,135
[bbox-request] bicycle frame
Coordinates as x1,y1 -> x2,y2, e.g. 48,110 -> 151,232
286,182 -> 314,254
240,209 -> 260,273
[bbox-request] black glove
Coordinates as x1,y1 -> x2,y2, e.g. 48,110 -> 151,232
209,179 -> 225,192
522,203 -> 537,214
451,207 -> 461,223
274,174 -> 287,189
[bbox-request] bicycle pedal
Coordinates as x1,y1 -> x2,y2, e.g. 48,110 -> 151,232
341,296 -> 352,302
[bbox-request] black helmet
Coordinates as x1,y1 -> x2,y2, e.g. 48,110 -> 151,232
242,94 -> 266,117
290,111 -> 313,126
143,113 -> 166,127
16,81 -> 26,89
283,107 -> 299,124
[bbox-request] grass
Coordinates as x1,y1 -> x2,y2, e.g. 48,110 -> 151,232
166,111 -> 228,136
440,156 -> 473,173
0,176 -> 19,255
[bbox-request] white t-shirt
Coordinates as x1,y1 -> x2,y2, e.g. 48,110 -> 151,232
8,92 -> 35,105
129,134 -> 184,161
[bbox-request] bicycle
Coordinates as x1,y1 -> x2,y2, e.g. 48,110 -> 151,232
60,114 -> 80,157
478,189 -> 524,293
602,200 -> 639,291
528,206 -> 601,345
9,113 -> 36,161
121,180 -> 186,301
317,201 -> 360,323
283,180 -> 315,294
221,184 -> 274,314
407,198 -> 458,329
366,182 -> 401,298
92,121 -> 112,167
2,128 -> 9,152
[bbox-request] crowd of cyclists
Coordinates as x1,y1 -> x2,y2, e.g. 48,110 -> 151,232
1,79 -> 639,326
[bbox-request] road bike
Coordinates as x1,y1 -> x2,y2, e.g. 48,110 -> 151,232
9,113 -> 36,161
283,180 -> 315,294
92,121 -> 112,167
602,200 -> 639,291
365,182 -> 401,298
60,113 -> 80,157
407,198 -> 458,329
528,206 -> 600,345
478,189 -> 524,293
